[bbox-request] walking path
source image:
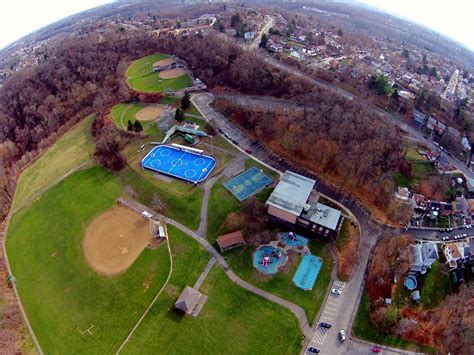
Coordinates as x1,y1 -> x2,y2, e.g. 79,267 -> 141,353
193,257 -> 216,289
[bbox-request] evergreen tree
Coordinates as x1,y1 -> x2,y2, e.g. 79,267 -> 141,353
174,108 -> 184,122
127,120 -> 133,132
259,33 -> 268,48
133,120 -> 143,132
337,28 -> 343,36
181,92 -> 191,110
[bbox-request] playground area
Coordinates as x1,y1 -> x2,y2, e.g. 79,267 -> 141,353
83,205 -> 152,276
253,245 -> 288,275
280,232 -> 309,248
135,105 -> 168,121
159,68 -> 187,79
224,167 -> 272,201
141,144 -> 216,183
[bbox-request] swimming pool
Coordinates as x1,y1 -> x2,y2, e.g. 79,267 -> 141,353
404,275 -> 417,290
293,255 -> 323,291
253,245 -> 287,275
141,145 -> 216,183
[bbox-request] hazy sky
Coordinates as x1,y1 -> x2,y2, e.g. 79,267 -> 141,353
0,0 -> 473,51
360,0 -> 474,50
0,0 -> 113,49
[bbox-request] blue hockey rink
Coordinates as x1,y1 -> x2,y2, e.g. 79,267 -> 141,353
141,145 -> 216,183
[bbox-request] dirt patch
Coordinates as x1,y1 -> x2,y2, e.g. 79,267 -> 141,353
159,68 -> 187,79
153,58 -> 173,67
336,220 -> 360,281
135,105 -> 167,121
83,205 -> 152,276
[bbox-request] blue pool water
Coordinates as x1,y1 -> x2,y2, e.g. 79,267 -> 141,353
281,232 -> 309,248
141,145 -> 216,183
253,245 -> 287,275
404,275 -> 417,290
293,255 -> 323,291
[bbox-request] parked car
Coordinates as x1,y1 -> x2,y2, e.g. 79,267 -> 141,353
442,236 -> 450,241
218,128 -> 224,134
320,322 -> 331,329
244,148 -> 252,154
372,346 -> 381,353
331,288 -> 342,295
307,347 -> 320,353
462,233 -> 468,238
339,330 -> 346,342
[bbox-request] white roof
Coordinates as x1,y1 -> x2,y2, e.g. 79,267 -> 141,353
308,203 -> 341,230
266,171 -> 316,216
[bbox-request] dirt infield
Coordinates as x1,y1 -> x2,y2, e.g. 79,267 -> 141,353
153,58 -> 173,67
159,68 -> 187,79
83,205 -> 152,276
135,105 -> 168,121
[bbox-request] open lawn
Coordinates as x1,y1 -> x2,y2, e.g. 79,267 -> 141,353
116,166 -> 203,231
207,178 -> 242,243
12,115 -> 95,212
110,103 -> 147,129
126,54 -> 192,93
123,267 -> 302,354
7,167 -> 168,353
395,146 -> 435,189
225,240 -> 333,322
353,291 -> 433,352
420,260 -> 452,308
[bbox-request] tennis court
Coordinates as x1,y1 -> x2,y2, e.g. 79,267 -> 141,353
224,167 -> 272,201
141,145 -> 216,183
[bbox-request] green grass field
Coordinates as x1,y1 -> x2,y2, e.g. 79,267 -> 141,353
123,267 -> 302,354
126,53 -> 192,93
12,115 -> 95,212
110,103 -> 148,129
353,291 -> 434,352
395,146 -> 435,188
207,178 -> 242,243
420,260 -> 452,308
7,165 -> 303,353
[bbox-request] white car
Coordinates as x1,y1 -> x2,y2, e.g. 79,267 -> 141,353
442,236 -> 449,241
339,330 -> 346,342
331,288 -> 342,295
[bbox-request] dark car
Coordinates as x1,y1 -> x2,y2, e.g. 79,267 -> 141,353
320,322 -> 331,329
218,128 -> 224,134
245,148 -> 252,154
307,347 -> 320,353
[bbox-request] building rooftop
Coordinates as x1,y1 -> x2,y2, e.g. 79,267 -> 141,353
217,231 -> 245,250
174,286 -> 201,314
266,171 -> 316,217
301,202 -> 342,231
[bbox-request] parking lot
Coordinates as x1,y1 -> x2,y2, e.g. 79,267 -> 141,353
307,280 -> 346,350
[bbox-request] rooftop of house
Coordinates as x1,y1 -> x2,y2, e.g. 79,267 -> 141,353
266,171 -> 316,217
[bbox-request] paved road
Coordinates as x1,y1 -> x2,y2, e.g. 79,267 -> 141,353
191,92 -> 419,354
249,15 -> 274,50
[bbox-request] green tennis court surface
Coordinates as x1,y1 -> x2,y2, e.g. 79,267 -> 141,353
224,167 -> 272,201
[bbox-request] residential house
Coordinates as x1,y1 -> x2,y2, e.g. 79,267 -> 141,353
427,116 -> 446,135
410,241 -> 439,274
444,243 -> 462,270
